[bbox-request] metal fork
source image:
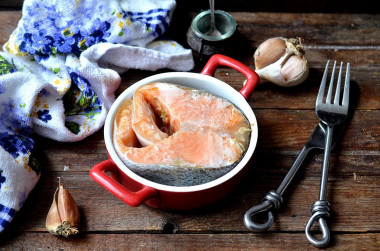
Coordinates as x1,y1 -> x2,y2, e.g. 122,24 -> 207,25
305,60 -> 350,247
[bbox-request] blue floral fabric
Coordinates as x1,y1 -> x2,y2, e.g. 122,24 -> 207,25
11,1 -> 172,61
0,0 -> 193,232
0,203 -> 17,231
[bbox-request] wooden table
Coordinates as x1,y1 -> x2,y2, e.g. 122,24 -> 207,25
1,6 -> 379,250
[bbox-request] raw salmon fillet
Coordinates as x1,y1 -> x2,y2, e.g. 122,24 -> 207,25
113,83 -> 251,186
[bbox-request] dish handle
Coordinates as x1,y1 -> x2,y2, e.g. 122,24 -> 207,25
201,54 -> 260,100
90,159 -> 157,207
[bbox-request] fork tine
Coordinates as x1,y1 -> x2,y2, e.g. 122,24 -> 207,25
326,61 -> 336,104
334,62 -> 343,105
342,63 -> 350,108
317,60 -> 330,105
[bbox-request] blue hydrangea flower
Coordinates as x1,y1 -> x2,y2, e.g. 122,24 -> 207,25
83,7 -> 94,20
53,33 -> 76,54
33,20 -> 44,30
0,132 -> 35,158
0,170 -> 6,189
19,29 -> 53,61
37,109 -> 52,123
25,1 -> 41,17
0,98 -> 33,136
39,88 -> 50,97
19,33 -> 37,54
33,29 -> 54,54
0,133 -> 18,158
0,84 -> 5,94
86,19 -> 111,47
70,71 -> 95,96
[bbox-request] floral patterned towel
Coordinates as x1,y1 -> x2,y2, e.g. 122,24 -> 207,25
0,0 -> 194,232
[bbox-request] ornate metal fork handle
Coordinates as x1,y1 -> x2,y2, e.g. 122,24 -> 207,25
305,61 -> 350,248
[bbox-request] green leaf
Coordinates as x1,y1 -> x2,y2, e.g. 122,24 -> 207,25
28,155 -> 41,175
118,31 -> 124,36
91,95 -> 98,105
49,67 -> 61,74
63,84 -> 79,116
63,30 -> 71,36
65,121 -> 81,135
80,43 -> 88,51
0,55 -> 17,75
78,93 -> 88,107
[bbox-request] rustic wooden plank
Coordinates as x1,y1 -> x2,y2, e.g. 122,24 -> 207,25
174,0 -> 380,14
252,150 -> 380,177
1,11 -> 380,48
0,9 -> 378,250
170,12 -> 380,48
4,167 -> 379,233
0,12 -> 378,110
233,12 -> 380,46
0,11 -> 21,47
211,64 -> 378,110
35,145 -> 380,177
116,58 -> 379,111
1,232 -> 379,250
253,110 -> 380,151
1,0 -> 378,13
33,109 -> 380,174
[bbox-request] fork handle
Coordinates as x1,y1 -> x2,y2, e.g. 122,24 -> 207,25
305,200 -> 331,248
320,125 -> 333,200
306,125 -> 334,247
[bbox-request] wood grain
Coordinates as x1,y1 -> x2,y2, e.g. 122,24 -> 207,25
32,108 -> 379,175
1,170 -> 377,233
1,233 -> 380,250
1,0 -> 379,13
0,8 -> 379,250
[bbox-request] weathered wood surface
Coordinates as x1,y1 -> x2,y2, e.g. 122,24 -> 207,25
1,0 -> 379,13
2,233 -> 380,250
1,8 -> 380,250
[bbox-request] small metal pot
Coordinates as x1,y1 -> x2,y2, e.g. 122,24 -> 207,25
90,55 -> 259,211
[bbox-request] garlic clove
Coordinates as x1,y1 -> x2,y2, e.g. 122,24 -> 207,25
46,178 -> 80,238
255,37 -> 287,70
45,189 -> 62,235
280,55 -> 309,86
253,37 -> 309,87
57,180 -> 80,228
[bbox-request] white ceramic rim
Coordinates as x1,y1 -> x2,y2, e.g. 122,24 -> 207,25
104,72 -> 258,193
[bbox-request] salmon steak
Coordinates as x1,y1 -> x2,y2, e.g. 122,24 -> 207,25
113,83 -> 251,186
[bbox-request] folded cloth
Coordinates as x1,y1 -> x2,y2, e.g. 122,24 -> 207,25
0,0 -> 194,232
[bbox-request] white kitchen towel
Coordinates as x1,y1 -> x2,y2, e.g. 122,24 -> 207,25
0,0 -> 194,232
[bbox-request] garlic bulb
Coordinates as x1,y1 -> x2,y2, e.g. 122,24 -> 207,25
254,37 -> 309,87
46,178 -> 80,237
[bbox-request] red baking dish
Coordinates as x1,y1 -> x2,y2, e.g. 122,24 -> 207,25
90,54 -> 259,210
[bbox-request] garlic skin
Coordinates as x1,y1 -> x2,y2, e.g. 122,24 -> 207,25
254,37 -> 309,87
46,179 -> 80,237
